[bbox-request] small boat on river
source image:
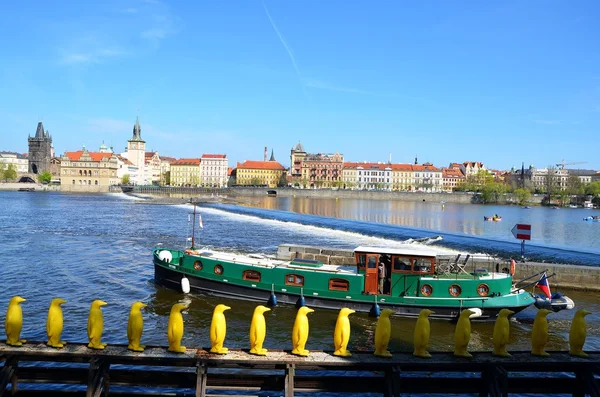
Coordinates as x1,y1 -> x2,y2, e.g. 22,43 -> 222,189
583,216 -> 600,222
153,206 -> 535,322
484,215 -> 502,221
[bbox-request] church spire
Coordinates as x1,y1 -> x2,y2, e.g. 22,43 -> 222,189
131,116 -> 143,141
269,149 -> 276,161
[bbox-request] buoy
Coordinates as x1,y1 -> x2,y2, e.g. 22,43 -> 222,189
181,276 -> 190,294
369,296 -> 381,317
267,285 -> 277,307
295,295 -> 306,309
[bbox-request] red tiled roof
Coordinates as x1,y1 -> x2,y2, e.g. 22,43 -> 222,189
343,162 -> 391,170
160,156 -> 177,163
65,151 -> 115,162
227,167 -> 233,176
145,152 -> 156,158
391,164 -> 413,171
413,164 -> 440,171
449,163 -> 462,168
202,154 -> 227,159
172,158 -> 200,166
442,168 -> 465,177
116,155 -> 135,166
237,160 -> 286,171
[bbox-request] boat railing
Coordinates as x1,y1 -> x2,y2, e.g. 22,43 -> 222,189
436,253 -> 508,278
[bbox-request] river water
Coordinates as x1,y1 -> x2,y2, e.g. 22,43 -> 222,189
1,191 -> 599,394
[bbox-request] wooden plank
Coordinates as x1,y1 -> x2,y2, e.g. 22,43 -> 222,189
195,363 -> 206,397
0,356 -> 17,397
285,363 -> 295,397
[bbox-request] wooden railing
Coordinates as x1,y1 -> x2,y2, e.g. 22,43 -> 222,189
1,342 -> 599,397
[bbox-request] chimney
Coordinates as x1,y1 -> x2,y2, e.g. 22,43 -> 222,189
264,146 -> 268,161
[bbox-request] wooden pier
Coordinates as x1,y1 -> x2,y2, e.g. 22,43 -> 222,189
1,342 -> 599,396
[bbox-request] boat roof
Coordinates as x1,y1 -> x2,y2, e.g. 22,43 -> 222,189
354,246 -> 438,258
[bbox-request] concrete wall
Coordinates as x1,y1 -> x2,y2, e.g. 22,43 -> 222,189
277,244 -> 600,292
0,183 -> 60,192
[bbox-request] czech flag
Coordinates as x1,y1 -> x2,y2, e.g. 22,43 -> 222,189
536,272 -> 551,299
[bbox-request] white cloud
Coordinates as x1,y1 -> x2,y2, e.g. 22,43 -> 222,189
59,48 -> 125,65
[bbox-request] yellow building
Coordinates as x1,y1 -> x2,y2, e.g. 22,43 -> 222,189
391,164 -> 414,191
60,149 -> 119,192
170,158 -> 201,186
236,160 -> 286,188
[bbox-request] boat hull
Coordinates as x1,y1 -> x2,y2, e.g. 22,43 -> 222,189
154,263 -> 530,321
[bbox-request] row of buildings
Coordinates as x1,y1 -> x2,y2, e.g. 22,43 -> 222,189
2,120 -> 599,193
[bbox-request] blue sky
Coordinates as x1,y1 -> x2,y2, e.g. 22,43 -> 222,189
1,0 -> 598,170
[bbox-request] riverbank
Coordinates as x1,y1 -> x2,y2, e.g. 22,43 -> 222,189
277,244 -> 600,292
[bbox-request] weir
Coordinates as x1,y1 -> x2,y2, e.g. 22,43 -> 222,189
1,342 -> 599,397
277,244 -> 600,292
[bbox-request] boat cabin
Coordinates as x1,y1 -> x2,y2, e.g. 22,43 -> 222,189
354,246 -> 437,296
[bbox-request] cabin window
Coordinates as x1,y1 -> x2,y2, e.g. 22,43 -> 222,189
413,258 -> 433,274
214,264 -> 224,275
329,278 -> 349,291
243,270 -> 261,282
356,254 -> 366,270
477,284 -> 490,297
367,256 -> 377,269
193,261 -> 203,271
449,284 -> 462,297
392,257 -> 412,273
421,284 -> 433,296
285,274 -> 304,286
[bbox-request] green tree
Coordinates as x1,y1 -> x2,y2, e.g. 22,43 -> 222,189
566,174 -> 584,195
4,164 -> 17,181
0,163 -> 5,181
514,188 -> 531,205
250,177 -> 262,186
122,174 -> 131,184
38,171 -> 52,183
585,181 -> 600,196
277,172 -> 288,187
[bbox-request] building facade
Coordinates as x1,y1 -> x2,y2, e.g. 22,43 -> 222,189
0,152 -> 29,174
460,161 -> 486,177
116,155 -> 138,183
28,122 -> 53,175
343,162 -> 392,190
391,164 -> 414,191
160,156 -> 176,185
442,167 -> 465,192
200,154 -> 229,188
290,141 -> 306,183
171,158 -> 201,186
531,167 -> 569,192
413,163 -> 442,192
236,160 -> 286,188
60,149 -> 119,192
144,152 -> 162,185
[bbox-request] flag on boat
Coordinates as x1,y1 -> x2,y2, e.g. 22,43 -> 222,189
535,272 -> 551,299
198,214 -> 203,229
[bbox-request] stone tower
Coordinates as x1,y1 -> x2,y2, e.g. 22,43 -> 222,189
127,116 -> 146,169
28,122 -> 53,174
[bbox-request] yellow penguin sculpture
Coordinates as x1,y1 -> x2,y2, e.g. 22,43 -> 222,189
569,309 -> 591,357
291,306 -> 314,357
492,309 -> 514,357
333,308 -> 355,357
87,300 -> 107,349
46,298 -> 67,348
210,304 -> 231,354
249,305 -> 271,356
168,303 -> 189,353
127,301 -> 147,352
374,308 -> 395,357
531,308 -> 552,357
5,296 -> 26,346
453,309 -> 474,358
413,309 -> 434,358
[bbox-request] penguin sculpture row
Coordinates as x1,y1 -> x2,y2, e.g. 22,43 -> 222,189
4,297 -> 592,358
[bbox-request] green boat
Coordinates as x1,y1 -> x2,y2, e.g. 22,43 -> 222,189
153,208 -> 535,321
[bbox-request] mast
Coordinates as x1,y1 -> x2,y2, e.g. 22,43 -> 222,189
191,202 -> 196,249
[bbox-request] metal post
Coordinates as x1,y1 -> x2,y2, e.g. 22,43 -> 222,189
521,240 -> 525,262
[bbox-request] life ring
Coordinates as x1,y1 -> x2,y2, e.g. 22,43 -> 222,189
420,284 -> 433,296
510,259 -> 516,276
214,264 -> 223,275
193,261 -> 203,271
